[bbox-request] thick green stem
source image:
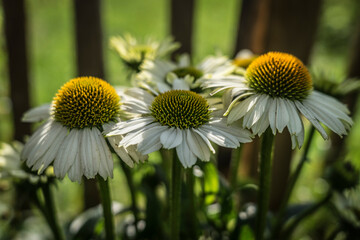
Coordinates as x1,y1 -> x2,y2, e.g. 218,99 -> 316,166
270,126 -> 315,240
97,176 -> 115,240
41,183 -> 65,240
185,168 -> 197,239
119,160 -> 139,232
229,146 -> 243,190
170,151 -> 183,240
256,129 -> 275,240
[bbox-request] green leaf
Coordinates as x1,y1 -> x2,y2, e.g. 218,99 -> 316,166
239,225 -> 255,240
203,162 -> 220,205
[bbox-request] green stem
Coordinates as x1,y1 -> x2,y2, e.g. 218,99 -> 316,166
170,151 -> 183,240
41,183 -> 65,240
119,160 -> 139,232
270,126 -> 315,240
185,168 -> 197,239
229,145 -> 243,190
256,128 -> 275,240
97,176 -> 115,240
280,191 -> 332,239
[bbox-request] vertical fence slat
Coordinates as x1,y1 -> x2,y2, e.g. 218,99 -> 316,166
170,0 -> 195,57
74,0 -> 105,78
74,0 -> 104,209
3,0 -> 31,141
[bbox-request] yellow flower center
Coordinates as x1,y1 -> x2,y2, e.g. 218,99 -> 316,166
246,52 -> 312,100
53,77 -> 120,129
151,90 -> 210,129
172,67 -> 203,79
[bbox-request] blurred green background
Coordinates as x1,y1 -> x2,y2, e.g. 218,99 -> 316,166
0,0 -> 360,238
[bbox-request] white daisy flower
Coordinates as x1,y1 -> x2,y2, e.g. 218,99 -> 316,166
232,49 -> 258,69
21,77 -> 145,183
202,52 -> 353,149
106,88 -> 252,168
110,34 -> 180,72
135,54 -> 235,93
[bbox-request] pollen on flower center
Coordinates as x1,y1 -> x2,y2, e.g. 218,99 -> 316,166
150,90 -> 210,129
172,67 -> 203,79
246,52 -> 312,100
53,76 -> 120,129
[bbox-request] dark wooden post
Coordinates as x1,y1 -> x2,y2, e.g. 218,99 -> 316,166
2,0 -> 32,237
74,0 -> 105,209
3,0 -> 31,141
170,0 -> 195,57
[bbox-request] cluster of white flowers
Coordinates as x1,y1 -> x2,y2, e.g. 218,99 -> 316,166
19,36 -> 353,183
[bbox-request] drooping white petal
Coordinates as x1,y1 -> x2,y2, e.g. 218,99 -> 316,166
192,128 -> 215,154
27,121 -> 65,168
186,129 -> 211,162
21,119 -> 52,161
227,94 -> 258,124
35,126 -> 68,173
137,125 -> 167,154
268,97 -> 277,134
160,127 -> 183,149
275,98 -> 289,133
107,117 -> 154,136
120,122 -> 161,147
54,129 -> 80,179
67,151 -> 83,183
22,103 -> 52,122
80,128 -> 98,179
295,101 -> 328,139
176,131 -> 197,168
95,128 -> 113,179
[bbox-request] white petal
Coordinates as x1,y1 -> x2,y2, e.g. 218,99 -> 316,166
107,117 -> 154,136
54,129 -> 80,179
67,151 -> 83,183
192,129 -> 215,154
27,121 -> 64,168
176,132 -> 197,168
137,125 -> 166,154
80,128 -> 98,179
95,129 -> 113,179
275,98 -> 289,133
186,129 -> 210,162
268,97 -> 277,134
295,101 -> 328,139
227,94 -> 258,124
22,103 -> 52,122
35,127 -> 68,173
173,79 -> 190,90
160,128 -> 182,149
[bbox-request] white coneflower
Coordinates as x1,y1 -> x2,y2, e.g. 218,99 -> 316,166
202,52 -> 353,148
21,76 -> 145,183
136,54 -> 235,93
107,88 -> 252,168
110,34 -> 180,72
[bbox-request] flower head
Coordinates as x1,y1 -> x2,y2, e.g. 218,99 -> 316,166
21,77 -> 145,183
136,54 -> 235,93
202,52 -> 353,148
110,34 -> 180,72
107,88 -> 252,168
